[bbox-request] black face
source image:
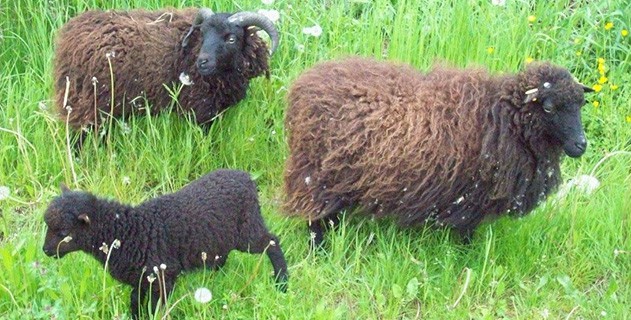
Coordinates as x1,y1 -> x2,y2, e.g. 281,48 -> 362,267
539,85 -> 591,158
42,191 -> 94,258
196,17 -> 245,76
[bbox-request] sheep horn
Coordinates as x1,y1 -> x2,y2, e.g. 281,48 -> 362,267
227,12 -> 279,55
182,8 -> 215,48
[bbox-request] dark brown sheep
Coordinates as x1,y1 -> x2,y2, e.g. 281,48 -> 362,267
53,8 -> 277,141
283,57 -> 593,247
43,169 -> 288,319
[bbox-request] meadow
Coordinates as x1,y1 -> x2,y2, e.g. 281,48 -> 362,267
0,0 -> 630,318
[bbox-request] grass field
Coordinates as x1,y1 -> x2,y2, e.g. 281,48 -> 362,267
1,0 -> 630,319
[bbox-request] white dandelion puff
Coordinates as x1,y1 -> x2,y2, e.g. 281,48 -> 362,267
257,9 -> 280,24
194,287 -> 212,303
100,242 -> 109,254
160,263 -> 167,270
179,72 -> 194,86
557,174 -> 600,198
302,24 -> 322,37
0,186 -> 10,201
112,239 -> 121,249
147,274 -> 156,283
106,51 -> 116,58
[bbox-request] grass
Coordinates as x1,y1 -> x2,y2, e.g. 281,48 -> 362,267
1,0 -> 630,319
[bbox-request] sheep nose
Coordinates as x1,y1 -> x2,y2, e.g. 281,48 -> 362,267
575,138 -> 587,153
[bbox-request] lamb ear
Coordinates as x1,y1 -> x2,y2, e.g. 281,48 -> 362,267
523,88 -> 539,103
78,214 -> 91,225
60,183 -> 71,193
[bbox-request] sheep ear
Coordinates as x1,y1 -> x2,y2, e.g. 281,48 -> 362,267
523,88 -> 539,103
60,183 -> 71,193
78,214 -> 91,225
581,84 -> 594,93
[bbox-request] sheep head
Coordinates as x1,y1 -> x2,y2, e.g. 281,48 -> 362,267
42,185 -> 96,258
182,8 -> 279,77
521,63 -> 593,158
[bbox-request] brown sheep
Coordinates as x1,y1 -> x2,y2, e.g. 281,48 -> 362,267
53,8 -> 278,146
283,57 -> 593,247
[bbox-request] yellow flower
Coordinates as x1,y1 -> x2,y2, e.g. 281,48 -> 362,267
487,47 -> 495,54
610,84 -> 619,90
626,115 -> 631,123
622,29 -> 629,37
576,51 -> 582,56
593,84 -> 603,92
528,15 -> 536,23
574,38 -> 581,45
605,22 -> 614,30
598,76 -> 608,84
525,57 -> 534,64
598,64 -> 606,74
592,101 -> 600,108
598,58 -> 605,64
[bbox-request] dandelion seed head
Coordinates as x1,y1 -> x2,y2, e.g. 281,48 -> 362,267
269,240 -> 276,246
194,287 -> 212,303
302,24 -> 322,37
257,9 -> 280,24
0,186 -> 10,201
106,51 -> 116,58
147,274 -> 156,283
100,243 -> 109,254
153,266 -> 159,273
160,263 -> 166,270
201,252 -> 207,261
62,236 -> 73,243
179,72 -> 194,86
112,239 -> 121,249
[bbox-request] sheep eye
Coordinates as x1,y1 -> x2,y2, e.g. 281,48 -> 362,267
226,35 -> 237,44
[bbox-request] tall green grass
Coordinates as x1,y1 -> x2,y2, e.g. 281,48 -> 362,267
1,0 -> 630,319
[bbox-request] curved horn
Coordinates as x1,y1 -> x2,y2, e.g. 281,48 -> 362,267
194,8 -> 214,25
227,12 -> 279,54
182,8 -> 214,48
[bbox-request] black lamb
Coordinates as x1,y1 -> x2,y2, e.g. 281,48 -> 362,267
43,169 -> 288,318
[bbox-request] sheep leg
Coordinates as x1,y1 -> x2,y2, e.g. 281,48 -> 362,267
130,287 -> 142,320
239,231 -> 289,292
130,285 -> 153,320
308,198 -> 345,250
266,235 -> 289,292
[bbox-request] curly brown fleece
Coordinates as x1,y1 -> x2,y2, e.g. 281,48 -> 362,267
53,8 -> 269,129
284,57 -> 590,239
